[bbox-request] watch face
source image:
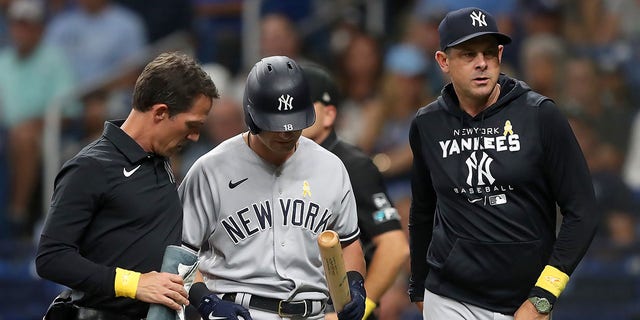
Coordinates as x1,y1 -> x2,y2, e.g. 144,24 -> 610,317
534,297 -> 552,313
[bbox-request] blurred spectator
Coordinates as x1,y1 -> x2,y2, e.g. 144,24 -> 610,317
563,0 -> 618,48
44,0 -> 146,85
551,101 -> 640,320
260,0 -> 311,24
561,0 -> 640,110
570,114 -> 637,220
623,111 -> 640,197
176,95 -> 245,181
0,126 -> 8,238
0,0 -> 75,237
365,44 -> 430,226
47,0 -> 74,17
259,12 -> 303,60
174,62 -> 245,180
0,0 -> 11,49
60,89 -> 110,164
518,0 -> 563,36
605,0 -> 640,41
412,0 -> 518,65
226,11 -> 313,120
334,32 -> 384,146
364,43 -> 430,320
519,33 -> 566,100
561,56 -> 633,169
402,9 -> 446,96
191,0 -> 242,71
601,210 -> 639,248
115,0 -> 191,43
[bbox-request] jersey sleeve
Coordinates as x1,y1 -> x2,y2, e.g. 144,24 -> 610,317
408,116 -> 438,302
36,156 -> 116,297
539,101 -> 600,275
179,158 -> 216,251
332,162 -> 360,245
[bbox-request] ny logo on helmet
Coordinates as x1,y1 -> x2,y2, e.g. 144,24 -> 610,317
278,94 -> 294,111
469,10 -> 487,27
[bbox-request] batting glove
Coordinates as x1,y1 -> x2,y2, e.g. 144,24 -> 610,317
338,271 -> 366,320
189,282 -> 253,320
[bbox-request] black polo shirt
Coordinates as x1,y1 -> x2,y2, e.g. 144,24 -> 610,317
320,130 -> 402,261
36,121 -> 182,317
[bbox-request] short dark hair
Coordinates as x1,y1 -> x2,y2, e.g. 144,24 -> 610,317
133,52 -> 219,116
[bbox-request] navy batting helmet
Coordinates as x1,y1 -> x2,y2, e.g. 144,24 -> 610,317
243,56 -> 316,134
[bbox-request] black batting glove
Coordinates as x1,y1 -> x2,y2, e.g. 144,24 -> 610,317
337,271 -> 366,320
189,282 -> 253,320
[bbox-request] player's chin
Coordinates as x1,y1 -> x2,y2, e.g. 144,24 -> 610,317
274,142 -> 296,153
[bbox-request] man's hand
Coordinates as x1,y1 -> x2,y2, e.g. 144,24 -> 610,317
513,300 -> 550,320
338,271 -> 366,320
135,271 -> 189,311
196,294 -> 252,320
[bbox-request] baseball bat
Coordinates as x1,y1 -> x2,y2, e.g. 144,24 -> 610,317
318,230 -> 351,312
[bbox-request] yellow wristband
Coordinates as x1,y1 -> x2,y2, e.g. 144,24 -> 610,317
114,268 -> 141,299
534,265 -> 569,298
362,297 -> 377,320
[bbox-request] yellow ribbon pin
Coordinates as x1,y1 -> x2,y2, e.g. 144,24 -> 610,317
503,120 -> 514,136
303,180 -> 312,197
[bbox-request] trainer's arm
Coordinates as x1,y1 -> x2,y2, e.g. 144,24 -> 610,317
36,157 -> 188,310
36,157 -> 118,296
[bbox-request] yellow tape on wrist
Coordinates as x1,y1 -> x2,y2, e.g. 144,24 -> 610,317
362,297 -> 377,320
114,268 -> 141,299
534,265 -> 569,298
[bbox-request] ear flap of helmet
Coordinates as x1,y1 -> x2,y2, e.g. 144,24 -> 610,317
244,108 -> 261,134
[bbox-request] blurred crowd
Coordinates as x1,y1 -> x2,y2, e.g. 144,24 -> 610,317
0,0 -> 639,319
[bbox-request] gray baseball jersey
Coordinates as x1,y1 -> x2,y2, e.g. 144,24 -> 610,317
180,134 -> 359,301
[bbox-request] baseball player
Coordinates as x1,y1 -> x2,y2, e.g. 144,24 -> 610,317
299,63 -> 409,320
179,56 -> 367,320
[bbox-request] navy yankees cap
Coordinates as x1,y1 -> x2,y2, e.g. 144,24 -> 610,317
438,7 -> 511,50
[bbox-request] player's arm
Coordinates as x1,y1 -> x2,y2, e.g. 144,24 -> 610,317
342,240 -> 367,276
336,239 -> 367,320
335,168 -> 367,320
186,265 -> 253,320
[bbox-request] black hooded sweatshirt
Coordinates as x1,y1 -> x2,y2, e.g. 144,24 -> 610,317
408,74 -> 599,314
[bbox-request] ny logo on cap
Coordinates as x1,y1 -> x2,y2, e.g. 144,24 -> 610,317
322,92 -> 331,103
469,10 -> 487,27
278,94 -> 293,110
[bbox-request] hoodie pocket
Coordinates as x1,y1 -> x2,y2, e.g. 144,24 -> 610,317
440,238 -> 543,296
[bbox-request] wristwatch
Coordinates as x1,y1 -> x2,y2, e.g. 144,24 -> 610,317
528,296 -> 553,314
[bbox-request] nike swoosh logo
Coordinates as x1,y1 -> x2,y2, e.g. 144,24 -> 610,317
123,165 -> 142,177
467,198 -> 483,203
209,313 -> 227,320
228,178 -> 248,189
